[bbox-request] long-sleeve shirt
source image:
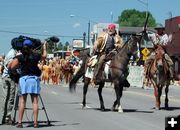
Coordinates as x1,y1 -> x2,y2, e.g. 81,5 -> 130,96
148,33 -> 170,45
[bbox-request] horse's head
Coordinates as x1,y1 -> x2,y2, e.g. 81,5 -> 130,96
155,45 -> 165,67
126,34 -> 141,60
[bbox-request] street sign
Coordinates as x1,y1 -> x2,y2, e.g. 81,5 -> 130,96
143,55 -> 148,61
141,48 -> 150,56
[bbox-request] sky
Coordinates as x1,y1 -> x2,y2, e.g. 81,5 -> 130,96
0,0 -> 179,55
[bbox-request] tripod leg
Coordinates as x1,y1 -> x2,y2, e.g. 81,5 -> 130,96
39,95 -> 51,125
13,93 -> 19,125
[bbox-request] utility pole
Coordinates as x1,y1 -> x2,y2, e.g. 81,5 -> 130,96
137,0 -> 148,18
87,21 -> 90,46
110,11 -> 113,23
83,32 -> 86,48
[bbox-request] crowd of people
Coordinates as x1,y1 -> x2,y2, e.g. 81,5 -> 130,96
38,55 -> 81,85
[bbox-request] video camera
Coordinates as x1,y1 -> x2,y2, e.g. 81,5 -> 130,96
11,35 -> 60,51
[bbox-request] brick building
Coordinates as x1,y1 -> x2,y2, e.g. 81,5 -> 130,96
165,16 -> 180,79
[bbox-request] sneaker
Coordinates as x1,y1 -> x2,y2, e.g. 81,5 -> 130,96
34,123 -> 39,128
16,123 -> 23,128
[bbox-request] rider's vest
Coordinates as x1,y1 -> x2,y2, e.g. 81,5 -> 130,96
105,35 -> 115,53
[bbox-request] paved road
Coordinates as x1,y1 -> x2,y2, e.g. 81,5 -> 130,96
0,80 -> 180,130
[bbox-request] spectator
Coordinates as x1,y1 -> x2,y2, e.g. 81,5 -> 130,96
0,48 -> 18,125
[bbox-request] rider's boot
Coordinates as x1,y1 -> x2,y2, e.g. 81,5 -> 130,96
123,79 -> 130,88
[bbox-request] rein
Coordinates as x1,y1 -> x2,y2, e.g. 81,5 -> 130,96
116,38 -> 130,54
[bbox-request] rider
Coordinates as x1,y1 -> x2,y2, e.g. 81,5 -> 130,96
92,24 -> 124,83
144,25 -> 174,79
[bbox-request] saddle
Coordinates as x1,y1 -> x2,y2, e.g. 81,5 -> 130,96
87,55 -> 98,68
85,55 -> 111,80
145,52 -> 169,80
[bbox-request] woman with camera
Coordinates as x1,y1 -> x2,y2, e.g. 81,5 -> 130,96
9,39 -> 47,128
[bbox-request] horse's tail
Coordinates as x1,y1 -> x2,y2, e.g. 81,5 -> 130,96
69,61 -> 86,93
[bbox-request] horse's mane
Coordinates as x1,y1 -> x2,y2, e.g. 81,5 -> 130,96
117,38 -> 130,52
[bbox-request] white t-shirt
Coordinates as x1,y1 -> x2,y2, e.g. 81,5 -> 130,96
148,33 -> 170,45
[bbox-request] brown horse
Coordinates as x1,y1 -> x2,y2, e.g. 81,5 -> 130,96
70,35 -> 141,112
145,45 -> 171,110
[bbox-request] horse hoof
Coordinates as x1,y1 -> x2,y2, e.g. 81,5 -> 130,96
118,109 -> 124,113
111,107 -> 116,111
155,107 -> 160,110
82,106 -> 87,109
118,106 -> 123,113
165,104 -> 169,109
100,106 -> 106,111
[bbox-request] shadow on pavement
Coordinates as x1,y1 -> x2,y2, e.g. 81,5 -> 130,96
159,106 -> 180,111
89,108 -> 154,113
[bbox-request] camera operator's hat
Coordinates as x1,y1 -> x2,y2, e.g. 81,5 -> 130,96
23,39 -> 33,46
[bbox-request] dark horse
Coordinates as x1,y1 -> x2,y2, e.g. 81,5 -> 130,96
145,45 -> 171,110
69,35 -> 141,112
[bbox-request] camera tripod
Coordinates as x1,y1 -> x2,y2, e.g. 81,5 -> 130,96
13,93 -> 51,126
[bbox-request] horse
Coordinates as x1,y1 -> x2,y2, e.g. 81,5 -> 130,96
69,34 -> 141,112
145,45 -> 171,110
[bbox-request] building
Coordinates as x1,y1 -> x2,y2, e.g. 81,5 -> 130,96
165,16 -> 180,79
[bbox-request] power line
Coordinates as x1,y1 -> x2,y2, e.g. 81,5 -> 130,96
0,29 -> 82,38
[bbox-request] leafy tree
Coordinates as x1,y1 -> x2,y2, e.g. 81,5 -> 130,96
47,40 -> 58,53
63,41 -> 70,51
117,9 -> 156,27
57,42 -> 63,50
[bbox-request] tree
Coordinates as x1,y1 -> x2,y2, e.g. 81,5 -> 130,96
63,41 -> 70,51
117,9 -> 156,27
47,41 -> 58,53
57,42 -> 64,50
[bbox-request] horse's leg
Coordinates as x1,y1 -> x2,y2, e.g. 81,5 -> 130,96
157,86 -> 163,110
154,86 -> 160,110
112,81 -> 123,112
82,77 -> 90,109
117,84 -> 124,112
111,82 -> 118,111
164,84 -> 169,109
97,82 -> 105,111
154,85 -> 162,110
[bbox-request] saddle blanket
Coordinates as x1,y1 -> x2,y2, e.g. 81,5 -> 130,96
85,61 -> 111,80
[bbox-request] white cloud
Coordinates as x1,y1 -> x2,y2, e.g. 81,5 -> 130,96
73,23 -> 81,28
